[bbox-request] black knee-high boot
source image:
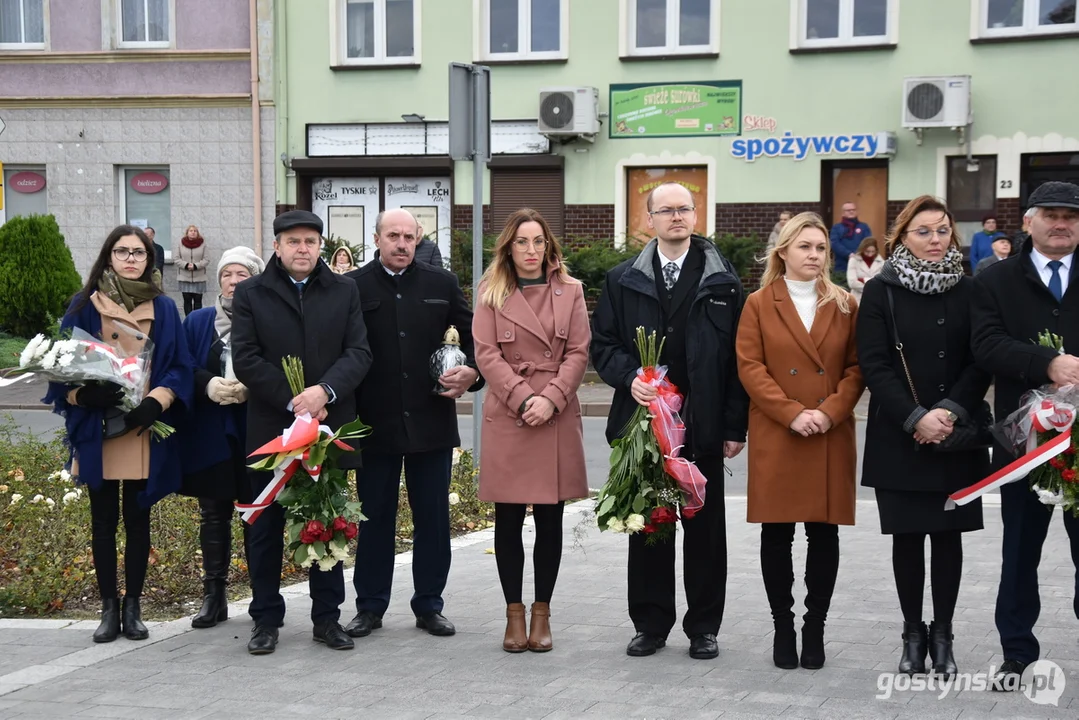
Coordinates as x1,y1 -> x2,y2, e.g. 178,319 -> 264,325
801,523 -> 839,669
191,500 -> 231,628
760,524 -> 798,669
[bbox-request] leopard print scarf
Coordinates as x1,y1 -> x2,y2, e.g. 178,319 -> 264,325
884,243 -> 965,295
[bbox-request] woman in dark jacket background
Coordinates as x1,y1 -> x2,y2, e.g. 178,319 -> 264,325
179,246 -> 264,628
857,195 -> 991,677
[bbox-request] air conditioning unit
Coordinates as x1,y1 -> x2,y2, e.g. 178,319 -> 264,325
538,87 -> 600,137
902,75 -> 972,129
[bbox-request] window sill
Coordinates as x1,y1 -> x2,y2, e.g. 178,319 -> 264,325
477,57 -> 568,66
620,51 -> 719,62
971,30 -> 1079,45
790,42 -> 896,55
331,62 -> 421,71
0,45 -> 46,51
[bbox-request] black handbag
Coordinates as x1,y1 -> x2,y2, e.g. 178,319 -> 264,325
885,285 -> 993,452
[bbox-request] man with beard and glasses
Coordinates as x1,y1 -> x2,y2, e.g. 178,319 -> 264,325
344,208 -> 483,640
971,181 -> 1079,690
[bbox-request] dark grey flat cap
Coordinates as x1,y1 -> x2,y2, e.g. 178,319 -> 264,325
273,210 -> 324,236
1028,181 -> 1079,211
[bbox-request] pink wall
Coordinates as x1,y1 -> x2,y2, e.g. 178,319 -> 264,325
49,0 -> 102,52
0,61 -> 250,96
176,0 -> 251,49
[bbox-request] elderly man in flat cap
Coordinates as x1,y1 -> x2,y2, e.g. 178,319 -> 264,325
232,210 -> 373,655
971,181 -> 1079,690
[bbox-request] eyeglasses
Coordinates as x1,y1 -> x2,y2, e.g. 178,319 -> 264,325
907,227 -> 953,239
513,238 -> 547,251
112,247 -> 148,261
649,206 -> 695,218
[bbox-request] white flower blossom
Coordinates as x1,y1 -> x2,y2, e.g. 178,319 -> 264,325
300,547 -> 317,569
30,494 -> 44,504
448,492 -> 460,506
45,498 -> 55,508
317,554 -> 339,572
39,347 -> 59,370
62,492 -> 79,505
1034,485 -> 1068,506
61,470 -> 72,483
57,353 -> 74,368
9,494 -> 23,504
56,339 -> 80,354
625,514 -> 646,533
19,335 -> 47,367
607,517 -> 626,533
329,540 -> 349,562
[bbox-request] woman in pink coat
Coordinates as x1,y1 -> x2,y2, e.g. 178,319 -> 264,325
473,208 -> 591,655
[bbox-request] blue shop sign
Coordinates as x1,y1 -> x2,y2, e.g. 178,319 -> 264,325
730,131 -> 897,162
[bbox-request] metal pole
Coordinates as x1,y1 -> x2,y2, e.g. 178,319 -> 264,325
471,67 -> 486,460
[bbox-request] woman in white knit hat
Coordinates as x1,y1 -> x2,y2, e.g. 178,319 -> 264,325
177,245 -> 265,628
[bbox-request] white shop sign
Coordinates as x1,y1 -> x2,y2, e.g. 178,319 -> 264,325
310,177 -> 380,264
383,177 -> 452,267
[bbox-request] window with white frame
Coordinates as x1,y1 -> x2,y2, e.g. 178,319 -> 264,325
119,0 -> 170,47
339,0 -> 417,64
978,0 -> 1076,38
797,0 -> 893,48
482,0 -> 566,60
624,0 -> 717,57
0,0 -> 45,48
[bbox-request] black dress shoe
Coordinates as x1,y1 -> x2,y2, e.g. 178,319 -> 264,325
92,598 -> 121,643
344,610 -> 383,638
313,622 -> 355,650
626,632 -> 666,657
928,621 -> 957,677
415,612 -> 456,636
247,625 -> 279,655
689,634 -> 719,660
121,596 -> 149,641
991,660 -> 1028,692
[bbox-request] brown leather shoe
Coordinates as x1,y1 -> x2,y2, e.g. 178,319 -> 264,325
528,602 -> 553,652
503,603 -> 527,653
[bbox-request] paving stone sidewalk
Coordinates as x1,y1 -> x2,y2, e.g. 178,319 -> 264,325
1,495 -> 1077,720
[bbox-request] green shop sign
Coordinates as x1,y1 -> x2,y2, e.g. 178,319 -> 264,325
609,81 -> 742,139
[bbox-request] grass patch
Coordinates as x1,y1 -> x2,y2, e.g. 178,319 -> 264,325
0,332 -> 29,369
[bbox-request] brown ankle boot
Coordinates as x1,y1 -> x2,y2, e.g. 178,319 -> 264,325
528,602 -> 552,652
503,603 -> 527,653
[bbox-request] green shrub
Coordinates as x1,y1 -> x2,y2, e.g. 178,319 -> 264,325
0,215 -> 82,338
711,233 -> 761,283
563,239 -> 636,301
449,230 -> 498,292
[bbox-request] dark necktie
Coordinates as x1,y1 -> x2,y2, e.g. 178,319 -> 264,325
663,261 -> 678,291
294,280 -> 304,299
1048,260 -> 1063,302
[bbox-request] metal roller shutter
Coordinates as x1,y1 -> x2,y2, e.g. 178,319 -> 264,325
489,167 -> 564,237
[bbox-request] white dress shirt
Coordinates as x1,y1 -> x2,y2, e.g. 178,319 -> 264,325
1030,247 -> 1072,296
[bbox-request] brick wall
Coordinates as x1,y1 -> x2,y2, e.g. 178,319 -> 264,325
997,197 -> 1022,233
451,204 -> 493,235
563,205 -> 616,247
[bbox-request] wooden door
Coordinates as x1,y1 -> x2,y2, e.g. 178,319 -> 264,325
626,166 -> 708,247
832,167 -> 888,241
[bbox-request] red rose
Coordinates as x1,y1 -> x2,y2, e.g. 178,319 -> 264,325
344,522 -> 359,540
642,524 -> 657,534
1066,445 -> 1077,456
299,529 -> 317,544
320,529 -> 333,543
332,516 -> 348,533
650,507 -> 678,524
1050,458 -> 1065,470
304,520 -> 325,536
1063,469 -> 1077,483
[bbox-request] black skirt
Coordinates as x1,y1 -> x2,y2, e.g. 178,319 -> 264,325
875,488 -> 983,535
178,436 -> 252,503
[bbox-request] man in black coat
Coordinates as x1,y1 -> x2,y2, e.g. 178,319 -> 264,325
146,227 -> 166,277
591,182 -> 749,660
232,210 -> 373,655
343,208 -> 483,639
414,234 -> 444,267
971,181 -> 1079,690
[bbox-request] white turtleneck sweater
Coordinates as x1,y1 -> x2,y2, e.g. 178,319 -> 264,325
784,277 -> 818,332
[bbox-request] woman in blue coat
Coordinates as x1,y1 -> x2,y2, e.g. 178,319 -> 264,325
44,224 -> 192,643
179,246 -> 264,628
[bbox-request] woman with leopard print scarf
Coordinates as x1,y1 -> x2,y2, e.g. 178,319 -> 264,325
855,195 -> 992,679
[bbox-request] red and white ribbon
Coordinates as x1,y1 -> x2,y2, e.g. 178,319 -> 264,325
235,414 -> 322,524
947,399 -> 1075,509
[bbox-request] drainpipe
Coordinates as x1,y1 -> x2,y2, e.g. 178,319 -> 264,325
249,0 -> 264,256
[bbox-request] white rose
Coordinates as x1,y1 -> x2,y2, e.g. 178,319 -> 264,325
300,547 -> 317,569
329,540 -> 349,561
448,492 -> 460,506
317,554 -> 339,572
625,514 -> 646,533
607,517 -> 626,533
9,494 -> 23,504
62,492 -> 79,505
30,494 -> 44,504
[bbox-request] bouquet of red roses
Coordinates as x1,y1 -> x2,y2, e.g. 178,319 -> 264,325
595,328 -> 708,543
237,357 -> 371,571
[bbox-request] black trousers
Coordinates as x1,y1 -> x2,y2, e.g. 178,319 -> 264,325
494,502 -> 564,605
88,480 -> 150,599
628,455 -> 726,639
246,470 -> 344,628
182,292 -> 203,315
353,449 -> 452,617
996,479 -> 1079,664
760,522 -> 839,626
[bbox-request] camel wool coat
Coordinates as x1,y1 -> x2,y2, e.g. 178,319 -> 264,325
736,280 -> 865,525
472,269 -> 590,504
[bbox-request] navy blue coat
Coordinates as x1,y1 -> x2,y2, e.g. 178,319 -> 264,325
44,294 -> 193,508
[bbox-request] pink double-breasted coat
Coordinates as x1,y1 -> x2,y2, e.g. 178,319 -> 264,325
472,269 -> 591,504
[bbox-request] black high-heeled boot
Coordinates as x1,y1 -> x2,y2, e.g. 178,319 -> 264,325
928,621 -> 957,677
800,523 -> 838,670
122,596 -> 149,640
898,621 -> 928,675
192,500 -> 231,629
92,598 -> 121,643
761,525 -> 798,669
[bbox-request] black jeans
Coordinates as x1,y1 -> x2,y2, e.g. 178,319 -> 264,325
88,480 -> 150,599
628,455 -> 726,639
760,522 -> 840,626
494,502 -> 565,605
353,449 -> 453,617
182,292 -> 202,315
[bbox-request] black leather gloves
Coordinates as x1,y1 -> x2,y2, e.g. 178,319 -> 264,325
76,381 -> 124,409
124,397 -> 163,436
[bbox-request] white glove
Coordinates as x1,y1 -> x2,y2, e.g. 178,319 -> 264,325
226,381 -> 248,404
207,377 -> 234,405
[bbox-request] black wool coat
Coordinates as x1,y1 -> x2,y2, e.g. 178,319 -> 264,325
590,235 -> 749,458
346,259 -> 483,455
972,241 -> 1079,469
857,274 -> 991,492
232,258 -> 373,469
